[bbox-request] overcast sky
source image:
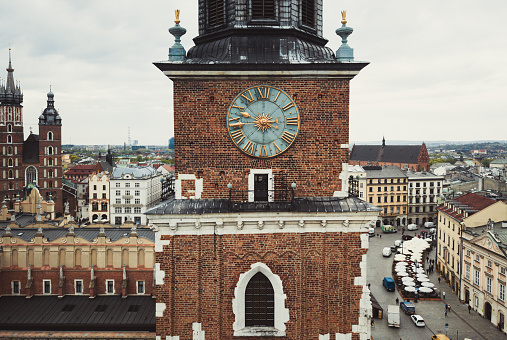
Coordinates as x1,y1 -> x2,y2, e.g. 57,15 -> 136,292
1,0 -> 506,146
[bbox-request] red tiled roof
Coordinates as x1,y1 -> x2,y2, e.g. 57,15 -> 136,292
65,164 -> 97,175
437,192 -> 496,222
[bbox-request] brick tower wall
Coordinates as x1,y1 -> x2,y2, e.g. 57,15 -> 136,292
173,79 -> 351,199
38,124 -> 63,214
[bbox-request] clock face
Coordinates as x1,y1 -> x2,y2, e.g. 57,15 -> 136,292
226,85 -> 300,158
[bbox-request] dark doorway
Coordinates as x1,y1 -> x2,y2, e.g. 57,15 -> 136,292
500,312 -> 504,330
485,302 -> 492,321
465,288 -> 470,305
254,174 -> 268,201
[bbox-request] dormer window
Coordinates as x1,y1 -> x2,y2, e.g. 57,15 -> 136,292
252,0 -> 275,20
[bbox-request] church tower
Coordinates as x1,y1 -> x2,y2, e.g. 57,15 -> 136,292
148,1 -> 380,339
0,48 -> 24,208
36,89 -> 63,213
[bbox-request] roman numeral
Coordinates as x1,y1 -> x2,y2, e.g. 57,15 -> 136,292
229,117 -> 241,122
273,143 -> 282,154
281,131 -> 296,144
231,129 -> 245,144
231,104 -> 245,110
243,141 -> 256,155
282,102 -> 294,111
260,145 -> 268,157
274,91 -> 281,102
256,86 -> 270,99
286,117 -> 299,125
240,90 -> 254,103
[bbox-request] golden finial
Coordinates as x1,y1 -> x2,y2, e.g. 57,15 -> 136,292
175,9 -> 180,25
341,10 -> 347,25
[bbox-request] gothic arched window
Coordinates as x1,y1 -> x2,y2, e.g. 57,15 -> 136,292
47,146 -> 53,155
245,272 -> 274,327
252,0 -> 275,20
26,166 -> 37,186
47,131 -> 53,141
7,135 -> 12,143
48,157 -> 53,166
7,124 -> 12,132
7,146 -> 12,155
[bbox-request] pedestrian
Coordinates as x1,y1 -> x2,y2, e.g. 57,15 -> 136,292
468,305 -> 471,313
396,297 -> 399,305
371,319 -> 375,328
448,304 -> 451,311
438,277 -> 441,284
380,234 -> 382,238
445,310 -> 447,317
368,283 -> 371,289
445,303 -> 448,310
443,291 -> 446,300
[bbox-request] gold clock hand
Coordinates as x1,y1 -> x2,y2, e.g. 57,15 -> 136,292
240,112 -> 251,118
229,122 -> 246,128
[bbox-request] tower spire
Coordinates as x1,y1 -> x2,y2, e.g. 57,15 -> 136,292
0,47 -> 23,105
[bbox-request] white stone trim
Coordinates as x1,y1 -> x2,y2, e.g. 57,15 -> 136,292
156,302 -> 166,317
233,262 -> 289,337
352,253 -> 372,340
319,334 -> 330,340
192,322 -> 205,340
166,337 -> 180,340
162,70 -> 363,79
175,174 -> 203,199
334,163 -> 349,198
335,334 -> 352,340
248,169 -> 274,202
340,144 -> 349,149
155,262 -> 165,285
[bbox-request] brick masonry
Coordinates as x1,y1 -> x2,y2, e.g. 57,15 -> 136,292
172,79 -> 351,199
156,231 -> 367,340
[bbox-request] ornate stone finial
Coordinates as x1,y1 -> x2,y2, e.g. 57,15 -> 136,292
168,9 -> 187,62
37,225 -> 43,234
5,224 -> 11,234
99,225 -> 105,235
64,201 -> 70,215
10,214 -> 16,222
68,223 -> 75,234
341,10 -> 347,25
336,10 -> 354,61
131,223 -> 137,233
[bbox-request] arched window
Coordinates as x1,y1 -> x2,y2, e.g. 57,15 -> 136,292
7,135 -> 12,143
26,166 -> 37,186
252,0 -> 275,20
233,263 -> 289,336
8,158 -> 12,167
8,170 -> 13,179
245,272 -> 274,327
7,146 -> 12,155
101,202 -> 108,211
47,131 -> 53,141
7,124 -> 12,132
48,158 -> 53,166
47,146 -> 53,155
48,169 -> 53,178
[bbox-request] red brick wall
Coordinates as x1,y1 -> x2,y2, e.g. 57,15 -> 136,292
173,79 -> 350,198
156,232 -> 366,340
38,125 -> 63,214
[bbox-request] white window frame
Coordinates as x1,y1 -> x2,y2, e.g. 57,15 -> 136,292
465,264 -> 470,280
12,280 -> 20,295
106,279 -> 115,294
474,270 -> 480,286
75,279 -> 83,294
486,276 -> 492,294
232,262 -> 289,337
43,279 -> 51,294
500,284 -> 505,302
248,169 -> 274,203
137,280 -> 145,294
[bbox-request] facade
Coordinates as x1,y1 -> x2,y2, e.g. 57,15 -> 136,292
436,193 -> 499,298
461,219 -> 507,333
110,166 -> 162,225
406,171 -> 444,226
350,139 -> 429,172
89,171 -> 110,222
0,50 -> 64,215
363,166 -> 408,227
348,165 -> 367,201
147,2 -> 380,340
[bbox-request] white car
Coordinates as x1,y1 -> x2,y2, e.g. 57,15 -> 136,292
382,247 -> 392,257
407,224 -> 418,231
394,240 -> 402,247
410,314 -> 425,327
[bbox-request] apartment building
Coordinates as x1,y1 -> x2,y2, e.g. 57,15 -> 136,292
406,171 -> 444,226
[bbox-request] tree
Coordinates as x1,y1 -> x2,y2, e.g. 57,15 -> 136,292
481,158 -> 494,167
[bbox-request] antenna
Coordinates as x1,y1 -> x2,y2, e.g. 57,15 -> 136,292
128,127 -> 131,146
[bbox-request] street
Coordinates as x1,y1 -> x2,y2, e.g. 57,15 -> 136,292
367,229 -> 507,340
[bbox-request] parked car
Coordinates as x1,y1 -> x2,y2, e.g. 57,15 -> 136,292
383,277 -> 395,292
382,247 -> 392,257
369,227 -> 375,237
402,235 -> 413,241
424,221 -> 434,228
394,240 -> 402,247
432,335 -> 450,340
400,301 -> 415,315
407,224 -> 418,231
410,314 -> 425,327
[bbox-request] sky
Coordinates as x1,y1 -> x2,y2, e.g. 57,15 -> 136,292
1,0 -> 506,146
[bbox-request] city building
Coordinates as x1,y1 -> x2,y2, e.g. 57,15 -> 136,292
363,166 -> 408,227
348,165 -> 367,200
436,192 -> 501,298
110,166 -> 162,225
0,49 -> 64,215
406,171 -> 444,226
147,2 -> 380,339
350,138 -> 429,172
89,171 -> 110,222
461,218 -> 507,333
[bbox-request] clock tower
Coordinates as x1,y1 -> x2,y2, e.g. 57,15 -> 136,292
148,1 -> 380,339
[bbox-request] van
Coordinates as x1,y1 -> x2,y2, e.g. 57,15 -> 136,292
382,247 -> 392,257
407,224 -> 418,231
383,277 -> 395,292
424,222 -> 434,228
400,301 -> 415,315
369,228 -> 375,237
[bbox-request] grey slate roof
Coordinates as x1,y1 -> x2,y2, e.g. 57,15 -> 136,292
0,295 -> 155,331
350,145 -> 423,164
363,166 -> 407,179
0,227 -> 154,243
146,196 -> 381,215
111,166 -> 157,179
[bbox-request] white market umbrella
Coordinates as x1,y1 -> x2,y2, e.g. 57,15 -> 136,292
416,268 -> 425,274
419,287 -> 433,293
417,277 -> 430,282
416,273 -> 428,278
404,286 -> 416,292
421,282 -> 435,288
394,258 -> 407,264
403,281 -> 416,286
396,272 -> 409,277
402,277 -> 414,282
